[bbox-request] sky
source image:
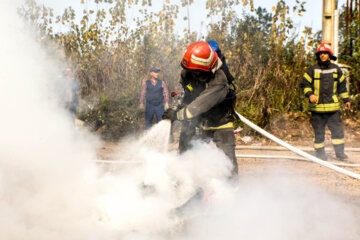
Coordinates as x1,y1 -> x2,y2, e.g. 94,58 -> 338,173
37,0 -> 348,37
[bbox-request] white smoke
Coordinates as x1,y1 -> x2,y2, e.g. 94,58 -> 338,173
175,168 -> 360,240
97,122 -> 233,234
0,0 -> 359,239
0,1 -> 105,239
0,1 -> 232,237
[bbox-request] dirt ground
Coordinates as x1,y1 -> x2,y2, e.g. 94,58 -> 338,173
97,142 -> 360,202
235,146 -> 360,202
97,116 -> 360,201
97,117 -> 360,229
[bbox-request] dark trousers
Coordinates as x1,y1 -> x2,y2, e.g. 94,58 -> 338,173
65,102 -> 77,120
310,111 -> 344,150
145,103 -> 164,129
179,122 -> 238,176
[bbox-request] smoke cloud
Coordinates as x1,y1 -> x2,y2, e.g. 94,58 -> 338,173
175,168 -> 360,240
0,1 -> 359,239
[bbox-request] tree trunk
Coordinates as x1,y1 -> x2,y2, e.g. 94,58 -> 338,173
350,0 -> 353,55
346,0 -> 350,55
356,0 -> 359,40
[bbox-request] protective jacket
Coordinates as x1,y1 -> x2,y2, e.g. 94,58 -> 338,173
178,60 -> 235,130
300,61 -> 349,112
177,59 -> 238,176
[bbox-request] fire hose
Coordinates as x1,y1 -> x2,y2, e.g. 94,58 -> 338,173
235,154 -> 360,168
234,111 -> 360,180
94,102 -> 360,179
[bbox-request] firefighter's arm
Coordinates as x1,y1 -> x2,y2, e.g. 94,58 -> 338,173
300,68 -> 317,103
167,71 -> 228,121
300,68 -> 314,98
337,68 -> 350,105
182,71 -> 227,120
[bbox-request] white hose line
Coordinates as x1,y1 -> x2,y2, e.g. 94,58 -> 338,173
235,145 -> 360,152
236,154 -> 360,168
235,111 -> 360,180
95,160 -> 143,164
237,154 -> 309,161
97,157 -> 360,168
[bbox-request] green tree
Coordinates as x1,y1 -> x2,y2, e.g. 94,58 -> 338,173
20,0 -> 334,139
338,2 -> 360,114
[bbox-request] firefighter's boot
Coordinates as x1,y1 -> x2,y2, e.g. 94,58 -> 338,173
334,144 -> 348,161
315,148 -> 327,161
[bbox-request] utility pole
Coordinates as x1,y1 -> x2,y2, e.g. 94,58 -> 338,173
322,0 -> 336,49
323,1 -> 351,89
187,0 -> 191,43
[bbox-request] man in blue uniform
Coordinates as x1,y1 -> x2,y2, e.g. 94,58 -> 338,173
140,67 -> 169,129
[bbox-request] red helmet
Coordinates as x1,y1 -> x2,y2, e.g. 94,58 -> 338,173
316,42 -> 337,60
181,41 -> 218,72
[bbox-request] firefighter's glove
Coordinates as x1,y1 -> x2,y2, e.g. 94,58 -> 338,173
162,109 -> 177,121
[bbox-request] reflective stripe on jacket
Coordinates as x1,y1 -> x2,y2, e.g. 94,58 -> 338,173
179,60 -> 234,128
300,62 -> 349,113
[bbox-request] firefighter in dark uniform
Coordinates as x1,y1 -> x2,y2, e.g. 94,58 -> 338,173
300,42 -> 351,160
162,41 -> 238,177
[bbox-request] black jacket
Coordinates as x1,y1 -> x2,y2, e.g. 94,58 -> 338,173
300,61 -> 349,112
177,61 -> 234,128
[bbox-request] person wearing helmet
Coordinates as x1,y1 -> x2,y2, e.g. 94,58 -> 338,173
207,40 -> 235,85
163,41 -> 238,177
300,42 -> 351,161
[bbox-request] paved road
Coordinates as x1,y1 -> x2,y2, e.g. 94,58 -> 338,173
236,145 -> 360,204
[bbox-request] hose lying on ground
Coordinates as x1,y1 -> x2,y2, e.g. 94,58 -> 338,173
236,154 -> 360,168
95,156 -> 360,168
95,160 -> 143,164
235,111 -> 360,180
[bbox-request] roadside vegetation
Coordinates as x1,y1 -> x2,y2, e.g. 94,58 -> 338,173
19,0 -> 360,140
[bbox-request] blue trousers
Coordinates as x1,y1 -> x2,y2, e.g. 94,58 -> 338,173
145,103 -> 164,129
